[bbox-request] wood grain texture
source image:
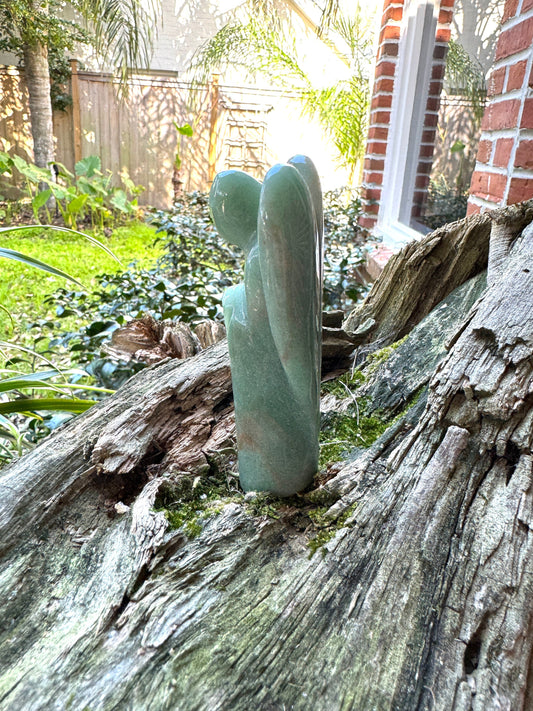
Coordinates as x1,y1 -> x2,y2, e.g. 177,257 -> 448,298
0,209 -> 532,710
344,200 -> 533,354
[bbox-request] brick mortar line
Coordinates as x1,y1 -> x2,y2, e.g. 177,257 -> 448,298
479,127 -> 533,141
509,167 -> 533,177
504,39 -> 533,202
486,89 -> 527,103
380,20 -> 402,29
491,46 -> 533,72
473,162 -> 508,175
469,194 -> 499,209
500,5 -> 533,31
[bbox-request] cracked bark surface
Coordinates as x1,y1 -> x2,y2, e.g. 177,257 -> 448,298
0,207 -> 532,710
344,201 -> 533,354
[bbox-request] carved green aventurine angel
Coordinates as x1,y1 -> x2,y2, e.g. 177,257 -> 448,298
209,155 -> 323,496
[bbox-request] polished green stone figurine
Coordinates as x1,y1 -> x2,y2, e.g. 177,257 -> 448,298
209,155 -> 323,496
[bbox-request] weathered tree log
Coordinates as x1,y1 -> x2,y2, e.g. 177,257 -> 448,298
344,200 -> 533,354
0,207 -> 532,710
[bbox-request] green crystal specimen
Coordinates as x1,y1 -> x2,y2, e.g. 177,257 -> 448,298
209,155 -> 323,496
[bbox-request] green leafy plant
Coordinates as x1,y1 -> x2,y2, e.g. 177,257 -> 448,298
151,191 -> 242,283
421,177 -> 469,230
445,39 -> 487,125
172,123 -> 194,200
322,188 -> 371,310
173,123 -> 194,172
27,193 -> 240,388
0,152 -> 144,230
0,341 -> 114,466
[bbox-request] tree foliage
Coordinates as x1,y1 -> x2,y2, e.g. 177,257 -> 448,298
0,0 -> 158,80
191,4 -> 376,179
0,0 -> 160,172
444,38 -> 487,125
0,0 -> 89,110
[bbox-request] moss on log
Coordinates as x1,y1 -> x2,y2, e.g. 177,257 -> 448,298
0,207 -> 532,710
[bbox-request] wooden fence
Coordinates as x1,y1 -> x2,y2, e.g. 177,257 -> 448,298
0,65 -> 285,208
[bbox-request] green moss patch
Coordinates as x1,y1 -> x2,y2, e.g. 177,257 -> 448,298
321,367 -> 366,398
154,465 -> 243,538
319,408 -> 391,468
319,335 -> 420,469
364,335 -> 409,376
155,464 -> 359,559
307,502 -> 358,558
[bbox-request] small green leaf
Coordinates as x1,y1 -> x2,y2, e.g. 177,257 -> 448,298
173,122 -> 193,137
67,194 -> 88,214
49,183 -> 70,201
11,154 -> 51,184
32,189 -> 52,210
0,151 -> 13,174
110,189 -> 130,213
75,155 -> 101,178
0,398 -> 96,415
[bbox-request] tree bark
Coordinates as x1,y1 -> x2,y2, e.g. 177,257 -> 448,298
344,201 -> 533,354
0,207 -> 532,710
22,39 -> 55,174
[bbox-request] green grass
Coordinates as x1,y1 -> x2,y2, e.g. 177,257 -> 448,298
0,222 -> 163,337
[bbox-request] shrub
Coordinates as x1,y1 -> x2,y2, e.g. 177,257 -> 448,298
421,177 -> 468,230
34,189 -> 372,390
34,193 -> 242,388
322,188 -> 371,310
0,153 -> 143,230
150,191 -> 242,292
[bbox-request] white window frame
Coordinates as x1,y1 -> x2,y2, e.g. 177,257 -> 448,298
377,0 -> 440,247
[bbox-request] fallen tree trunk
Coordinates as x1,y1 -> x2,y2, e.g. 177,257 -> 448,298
344,201 -> 533,353
0,205 -> 532,710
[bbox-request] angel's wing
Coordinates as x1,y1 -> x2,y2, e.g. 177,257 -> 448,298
258,161 -> 322,419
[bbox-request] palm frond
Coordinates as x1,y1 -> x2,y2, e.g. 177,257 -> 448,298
190,4 -> 376,177
191,19 -> 308,89
78,0 -> 161,81
445,40 -> 487,123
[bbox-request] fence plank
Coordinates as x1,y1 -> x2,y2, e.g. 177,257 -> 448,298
0,68 -> 313,209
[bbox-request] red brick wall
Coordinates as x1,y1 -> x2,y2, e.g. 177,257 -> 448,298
359,0 -> 455,230
467,0 -> 533,214
359,0 -> 404,230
